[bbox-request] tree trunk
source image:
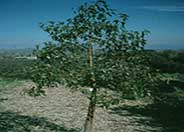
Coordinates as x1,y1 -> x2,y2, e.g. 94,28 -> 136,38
83,88 -> 97,132
83,44 -> 96,132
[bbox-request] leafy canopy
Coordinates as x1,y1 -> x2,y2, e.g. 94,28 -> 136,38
30,0 -> 155,100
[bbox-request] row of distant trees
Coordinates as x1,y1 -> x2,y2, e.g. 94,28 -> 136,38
1,50 -> 183,80
148,50 -> 184,73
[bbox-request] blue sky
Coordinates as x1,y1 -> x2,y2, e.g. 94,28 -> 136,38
0,0 -> 184,49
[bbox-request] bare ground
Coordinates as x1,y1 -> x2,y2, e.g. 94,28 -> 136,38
0,81 -> 163,132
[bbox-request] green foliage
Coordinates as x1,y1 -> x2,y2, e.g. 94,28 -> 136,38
0,57 -> 34,80
148,50 -> 184,73
30,0 -> 156,104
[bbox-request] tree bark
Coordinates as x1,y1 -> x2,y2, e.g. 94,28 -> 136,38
83,44 -> 96,132
83,88 -> 97,132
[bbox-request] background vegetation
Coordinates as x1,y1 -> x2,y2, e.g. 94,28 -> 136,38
0,49 -> 184,131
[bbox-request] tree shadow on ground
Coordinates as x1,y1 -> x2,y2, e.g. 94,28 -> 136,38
0,97 -> 8,102
111,80 -> 184,132
111,97 -> 184,132
0,111 -> 79,132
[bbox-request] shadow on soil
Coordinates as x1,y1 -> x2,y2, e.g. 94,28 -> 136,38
0,111 -> 79,132
111,80 -> 184,132
111,97 -> 184,132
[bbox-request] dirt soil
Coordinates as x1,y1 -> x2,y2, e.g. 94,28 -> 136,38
0,81 -> 162,132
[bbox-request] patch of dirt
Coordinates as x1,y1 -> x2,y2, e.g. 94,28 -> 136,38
0,82 -> 162,132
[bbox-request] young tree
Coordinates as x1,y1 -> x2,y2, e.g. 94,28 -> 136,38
30,0 -> 155,131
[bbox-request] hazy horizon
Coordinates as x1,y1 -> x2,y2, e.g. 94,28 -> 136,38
0,44 -> 184,51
